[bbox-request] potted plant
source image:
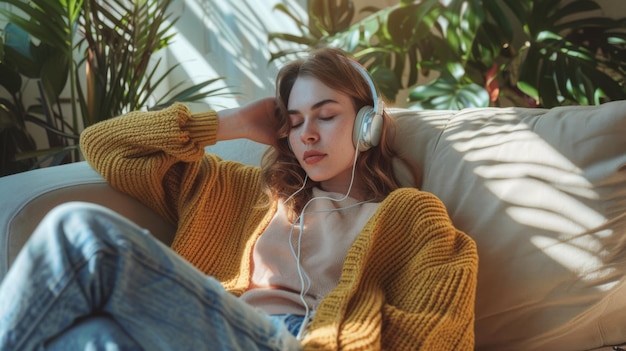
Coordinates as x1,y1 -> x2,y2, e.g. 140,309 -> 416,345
0,0 -> 231,175
0,47 -> 37,176
268,0 -> 626,109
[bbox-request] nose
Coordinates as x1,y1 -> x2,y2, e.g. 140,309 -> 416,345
300,119 -> 319,145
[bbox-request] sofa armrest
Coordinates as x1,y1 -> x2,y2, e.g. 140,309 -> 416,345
0,161 -> 175,280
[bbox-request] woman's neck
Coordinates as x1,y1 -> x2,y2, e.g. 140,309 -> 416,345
319,180 -> 367,201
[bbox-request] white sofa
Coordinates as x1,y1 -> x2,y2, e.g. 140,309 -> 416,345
1,102 -> 625,350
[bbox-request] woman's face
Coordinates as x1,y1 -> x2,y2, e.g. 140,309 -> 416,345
287,75 -> 360,195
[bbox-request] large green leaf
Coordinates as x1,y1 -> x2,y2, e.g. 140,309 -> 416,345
408,75 -> 489,110
0,62 -> 22,95
1,23 -> 43,78
3,23 -> 33,61
370,65 -> 402,103
0,0 -> 82,50
39,48 -> 70,102
309,0 -> 355,37
0,100 -> 37,176
385,0 -> 439,48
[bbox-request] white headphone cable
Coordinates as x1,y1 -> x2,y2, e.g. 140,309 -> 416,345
291,145 -> 362,340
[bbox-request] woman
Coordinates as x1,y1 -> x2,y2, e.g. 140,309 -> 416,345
0,48 -> 478,350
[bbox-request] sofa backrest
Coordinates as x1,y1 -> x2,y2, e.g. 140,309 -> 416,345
0,162 -> 176,277
389,101 -> 626,350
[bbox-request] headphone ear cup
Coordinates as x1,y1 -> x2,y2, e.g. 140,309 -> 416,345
353,106 -> 370,151
353,106 -> 383,152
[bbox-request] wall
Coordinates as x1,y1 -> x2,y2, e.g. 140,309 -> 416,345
163,0 -> 306,164
596,0 -> 625,19
165,0 -> 306,110
166,0 -> 399,111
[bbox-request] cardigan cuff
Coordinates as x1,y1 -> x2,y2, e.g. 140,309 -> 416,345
187,110 -> 219,147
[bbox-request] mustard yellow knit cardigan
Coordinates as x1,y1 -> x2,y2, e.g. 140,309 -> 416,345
80,103 -> 478,350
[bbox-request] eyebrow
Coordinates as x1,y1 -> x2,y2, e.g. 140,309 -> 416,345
287,99 -> 338,115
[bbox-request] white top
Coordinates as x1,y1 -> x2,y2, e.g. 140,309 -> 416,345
239,188 -> 380,315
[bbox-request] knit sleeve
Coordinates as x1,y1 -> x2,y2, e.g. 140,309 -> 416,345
379,189 -> 478,350
79,103 -> 221,224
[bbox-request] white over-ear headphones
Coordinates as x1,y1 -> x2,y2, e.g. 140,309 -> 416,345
349,60 -> 384,152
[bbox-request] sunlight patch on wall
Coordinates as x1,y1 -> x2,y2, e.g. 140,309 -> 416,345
164,0 -> 306,108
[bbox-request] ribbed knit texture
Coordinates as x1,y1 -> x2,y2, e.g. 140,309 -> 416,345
80,102 -> 478,350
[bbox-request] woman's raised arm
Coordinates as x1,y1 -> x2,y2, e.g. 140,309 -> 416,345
217,97 -> 279,146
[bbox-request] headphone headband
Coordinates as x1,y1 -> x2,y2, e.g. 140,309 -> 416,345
349,60 -> 384,119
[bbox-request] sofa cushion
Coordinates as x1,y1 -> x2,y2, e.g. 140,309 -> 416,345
390,101 -> 626,350
0,162 -> 175,278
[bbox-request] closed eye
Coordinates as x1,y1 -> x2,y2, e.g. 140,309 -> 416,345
289,115 -> 303,128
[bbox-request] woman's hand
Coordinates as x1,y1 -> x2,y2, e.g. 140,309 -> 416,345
216,97 -> 279,146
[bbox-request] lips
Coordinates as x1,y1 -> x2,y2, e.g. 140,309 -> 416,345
303,150 -> 326,165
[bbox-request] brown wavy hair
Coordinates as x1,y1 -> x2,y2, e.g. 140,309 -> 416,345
260,47 -> 400,218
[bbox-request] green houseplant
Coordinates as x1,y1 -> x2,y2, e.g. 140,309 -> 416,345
0,0 -> 230,175
269,0 -> 626,109
0,38 -> 37,176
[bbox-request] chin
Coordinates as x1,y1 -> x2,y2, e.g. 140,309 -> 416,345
303,171 -> 329,183
306,174 -> 326,183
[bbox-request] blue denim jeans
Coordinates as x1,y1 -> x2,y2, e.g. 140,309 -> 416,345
45,315 -> 142,351
0,202 -> 302,351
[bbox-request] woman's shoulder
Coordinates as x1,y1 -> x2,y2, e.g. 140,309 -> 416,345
376,188 -> 476,252
384,187 -> 445,206
376,188 -> 451,224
